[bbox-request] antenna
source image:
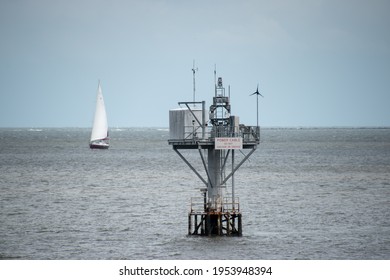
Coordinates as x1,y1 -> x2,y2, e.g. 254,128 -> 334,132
214,64 -> 217,97
192,60 -> 198,103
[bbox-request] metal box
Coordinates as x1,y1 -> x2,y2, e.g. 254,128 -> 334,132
169,107 -> 203,140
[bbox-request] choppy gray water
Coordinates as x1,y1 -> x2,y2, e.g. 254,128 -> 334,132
0,127 -> 389,259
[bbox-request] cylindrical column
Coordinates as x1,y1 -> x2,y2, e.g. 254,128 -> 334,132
207,148 -> 223,211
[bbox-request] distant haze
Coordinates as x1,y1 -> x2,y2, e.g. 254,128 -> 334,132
1,0 -> 389,127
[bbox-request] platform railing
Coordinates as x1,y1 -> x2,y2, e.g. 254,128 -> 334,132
189,196 -> 240,214
181,125 -> 259,143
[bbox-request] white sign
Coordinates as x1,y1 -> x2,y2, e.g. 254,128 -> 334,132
215,137 -> 243,150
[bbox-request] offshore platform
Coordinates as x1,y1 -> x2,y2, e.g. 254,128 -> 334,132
168,71 -> 260,236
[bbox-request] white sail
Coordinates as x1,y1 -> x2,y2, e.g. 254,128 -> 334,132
90,82 -> 109,147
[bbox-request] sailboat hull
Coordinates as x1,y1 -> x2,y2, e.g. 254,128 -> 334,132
89,143 -> 109,149
89,139 -> 109,149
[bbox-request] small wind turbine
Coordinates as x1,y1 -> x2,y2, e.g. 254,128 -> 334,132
250,83 -> 264,128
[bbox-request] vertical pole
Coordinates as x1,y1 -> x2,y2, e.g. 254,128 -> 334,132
256,93 -> 259,128
232,149 -> 235,211
208,148 -> 221,210
238,214 -> 242,236
226,214 -> 230,235
218,214 -> 222,235
202,101 -> 206,139
188,214 -> 191,235
206,214 -> 211,236
232,214 -> 235,234
194,215 -> 198,235
201,214 -> 205,235
203,190 -> 207,212
192,60 -> 197,103
214,64 -> 217,97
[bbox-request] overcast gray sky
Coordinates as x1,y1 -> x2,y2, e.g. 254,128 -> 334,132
0,0 -> 389,127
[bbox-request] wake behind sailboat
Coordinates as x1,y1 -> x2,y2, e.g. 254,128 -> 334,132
90,81 -> 109,149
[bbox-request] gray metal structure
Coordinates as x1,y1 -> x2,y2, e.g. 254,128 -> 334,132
168,77 -> 259,236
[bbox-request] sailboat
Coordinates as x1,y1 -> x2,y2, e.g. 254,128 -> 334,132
90,81 -> 109,149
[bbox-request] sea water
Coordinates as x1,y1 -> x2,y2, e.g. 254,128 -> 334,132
0,127 -> 389,259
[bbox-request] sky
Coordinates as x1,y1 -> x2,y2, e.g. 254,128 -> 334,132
0,0 -> 389,127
